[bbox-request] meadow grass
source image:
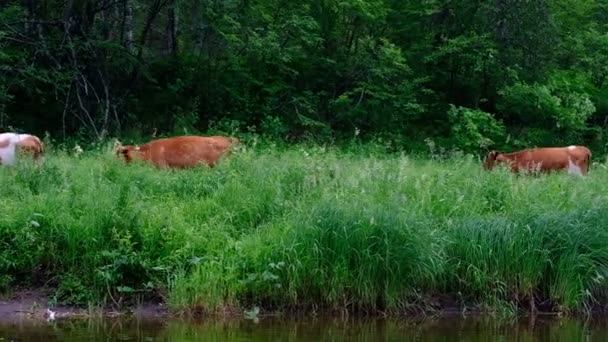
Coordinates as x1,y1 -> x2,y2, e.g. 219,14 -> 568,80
1,142 -> 608,316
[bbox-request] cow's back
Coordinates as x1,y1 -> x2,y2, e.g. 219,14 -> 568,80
148,135 -> 236,168
515,146 -> 590,174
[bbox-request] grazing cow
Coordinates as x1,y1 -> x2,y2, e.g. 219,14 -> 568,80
0,132 -> 44,166
483,145 -> 591,176
115,135 -> 240,169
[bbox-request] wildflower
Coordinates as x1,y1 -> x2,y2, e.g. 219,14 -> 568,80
73,144 -> 84,157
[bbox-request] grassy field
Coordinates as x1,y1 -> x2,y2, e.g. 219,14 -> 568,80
1,141 -> 608,316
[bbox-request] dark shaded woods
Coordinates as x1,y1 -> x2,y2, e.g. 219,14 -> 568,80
2,0 -> 608,153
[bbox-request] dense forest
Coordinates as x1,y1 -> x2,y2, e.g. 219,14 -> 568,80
1,0 -> 608,153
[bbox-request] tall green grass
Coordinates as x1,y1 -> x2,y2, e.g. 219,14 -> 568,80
1,142 -> 608,315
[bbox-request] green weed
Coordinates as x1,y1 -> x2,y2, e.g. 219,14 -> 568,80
1,142 -> 608,315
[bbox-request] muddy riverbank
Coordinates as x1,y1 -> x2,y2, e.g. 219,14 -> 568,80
0,289 -> 170,323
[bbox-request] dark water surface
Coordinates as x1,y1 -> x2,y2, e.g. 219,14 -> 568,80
0,315 -> 606,341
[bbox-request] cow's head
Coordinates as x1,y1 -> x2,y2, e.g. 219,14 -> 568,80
115,143 -> 140,163
16,135 -> 44,160
484,151 -> 512,171
484,151 -> 500,170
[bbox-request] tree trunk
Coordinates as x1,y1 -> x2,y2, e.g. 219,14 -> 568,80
23,0 -> 36,35
193,0 -> 206,52
123,0 -> 134,52
166,0 -> 179,56
138,0 -> 170,60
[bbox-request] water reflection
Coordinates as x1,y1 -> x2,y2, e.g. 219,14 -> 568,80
0,315 -> 603,341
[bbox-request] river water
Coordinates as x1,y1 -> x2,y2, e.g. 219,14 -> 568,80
0,315 -> 605,341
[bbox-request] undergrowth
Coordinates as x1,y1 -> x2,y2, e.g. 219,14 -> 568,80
1,141 -> 608,316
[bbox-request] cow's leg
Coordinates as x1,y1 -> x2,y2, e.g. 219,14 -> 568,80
578,158 -> 589,176
567,158 -> 584,176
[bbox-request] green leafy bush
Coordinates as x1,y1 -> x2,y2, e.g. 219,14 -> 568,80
498,73 -> 595,132
448,105 -> 506,153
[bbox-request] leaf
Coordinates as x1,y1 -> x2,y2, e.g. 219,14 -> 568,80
116,286 -> 134,293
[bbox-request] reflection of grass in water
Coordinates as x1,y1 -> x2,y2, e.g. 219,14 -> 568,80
92,317 -> 608,341
0,316 -> 577,340
1,143 -> 608,315
0,316 -> 600,340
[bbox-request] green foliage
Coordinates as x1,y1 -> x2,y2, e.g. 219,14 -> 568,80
332,40 -> 427,134
5,0 -> 608,314
424,34 -> 500,108
447,105 -> 506,153
2,144 -> 608,315
497,70 -> 595,146
2,0 -> 608,153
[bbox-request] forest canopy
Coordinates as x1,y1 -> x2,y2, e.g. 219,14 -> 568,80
1,0 -> 607,154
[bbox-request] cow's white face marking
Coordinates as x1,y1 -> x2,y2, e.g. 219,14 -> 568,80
567,158 -> 583,176
568,145 -> 576,150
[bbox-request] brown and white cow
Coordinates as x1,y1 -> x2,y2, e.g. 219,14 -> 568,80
0,132 -> 45,166
115,135 -> 240,169
483,145 -> 591,176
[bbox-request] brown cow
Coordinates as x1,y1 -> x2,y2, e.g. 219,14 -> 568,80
0,133 -> 44,166
115,135 -> 240,169
483,145 -> 591,176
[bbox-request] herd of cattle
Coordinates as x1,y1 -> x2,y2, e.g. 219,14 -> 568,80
0,131 -> 595,176
0,133 -> 240,169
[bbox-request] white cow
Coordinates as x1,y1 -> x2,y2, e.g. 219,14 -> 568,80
0,132 -> 45,166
